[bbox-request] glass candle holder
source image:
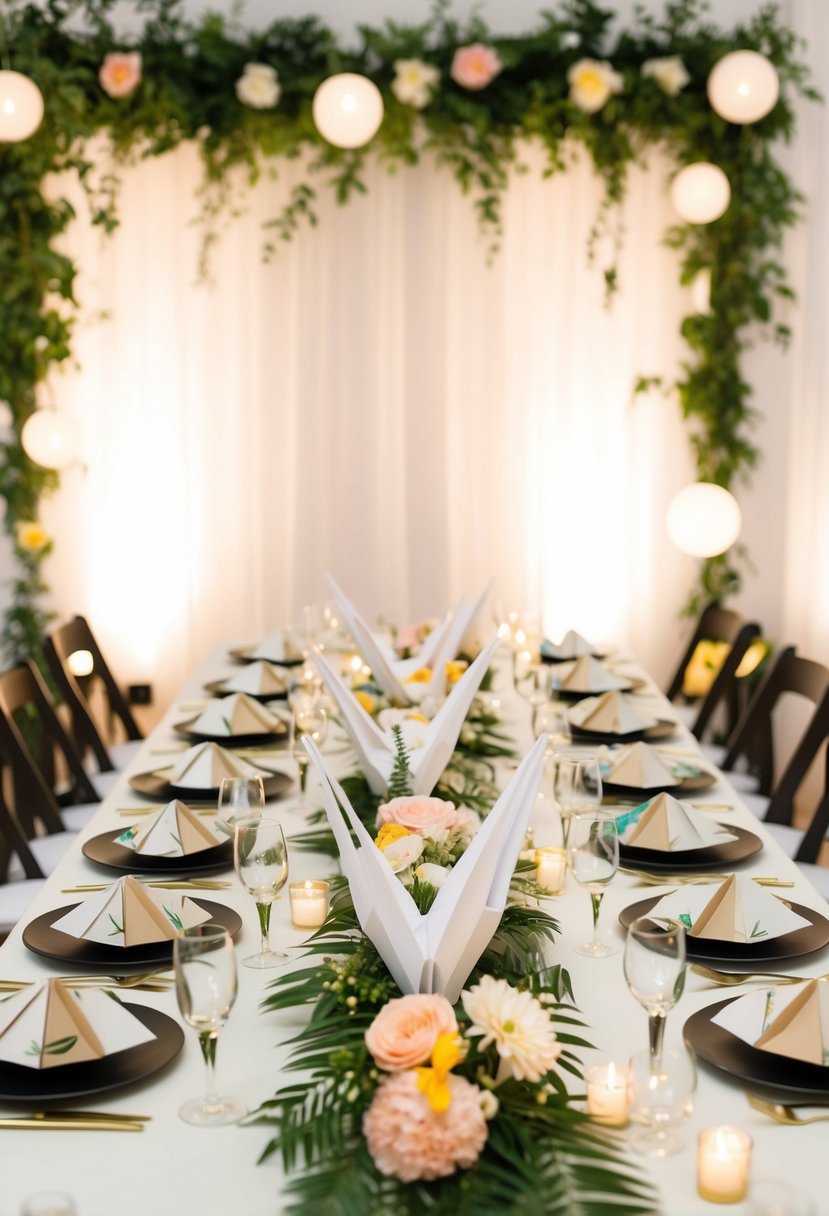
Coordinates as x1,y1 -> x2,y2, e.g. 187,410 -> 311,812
697,1126 -> 752,1204
535,846 -> 567,895
289,880 -> 330,929
585,1062 -> 629,1127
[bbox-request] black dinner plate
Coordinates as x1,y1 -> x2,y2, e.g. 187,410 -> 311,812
173,714 -> 289,748
618,825 -> 763,872
684,996 -> 829,1101
540,646 -> 612,665
619,895 -> 829,964
203,678 -> 287,703
0,1003 -> 184,1102
603,770 -> 717,799
82,830 -> 233,875
128,769 -> 292,802
228,645 -> 304,668
557,678 -> 645,701
571,718 -> 677,744
23,899 -> 242,970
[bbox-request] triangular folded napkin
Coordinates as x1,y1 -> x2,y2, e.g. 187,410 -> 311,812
193,693 -> 283,738
0,979 -> 156,1069
117,800 -> 221,857
304,733 -> 548,1004
313,637 -> 499,796
569,690 -> 656,735
166,742 -> 261,789
53,876 -> 212,946
648,874 -> 811,944
250,629 -> 304,663
606,742 -> 680,790
221,661 -> 287,697
542,630 -> 595,661
621,792 -> 737,852
712,979 -> 829,1067
559,655 -> 628,695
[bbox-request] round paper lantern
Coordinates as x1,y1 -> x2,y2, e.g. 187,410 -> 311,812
67,648 -> 94,677
21,408 -> 80,470
666,483 -> 742,557
0,70 -> 44,142
670,163 -> 731,225
312,73 -> 383,149
707,50 -> 779,125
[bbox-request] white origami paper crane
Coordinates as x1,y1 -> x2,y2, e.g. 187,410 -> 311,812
303,733 -> 548,1004
313,636 -> 499,796
327,574 -> 492,705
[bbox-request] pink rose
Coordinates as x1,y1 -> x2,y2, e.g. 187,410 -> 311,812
377,795 -> 459,835
99,52 -> 142,99
365,993 -> 457,1071
363,1070 -> 488,1181
450,44 -> 502,91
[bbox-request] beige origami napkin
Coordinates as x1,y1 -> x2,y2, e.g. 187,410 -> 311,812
116,799 -> 221,857
250,629 -> 304,663
193,692 -> 283,737
712,979 -> 829,1066
607,742 -> 679,789
649,874 -> 811,943
166,742 -> 261,789
569,690 -> 656,734
0,979 -> 155,1068
221,661 -> 287,697
543,629 -> 595,660
53,875 -> 212,946
559,655 -> 628,695
623,792 -> 737,852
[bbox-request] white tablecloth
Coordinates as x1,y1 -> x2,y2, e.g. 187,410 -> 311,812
1,645 -> 827,1216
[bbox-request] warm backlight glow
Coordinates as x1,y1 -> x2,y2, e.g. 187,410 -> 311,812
312,73 -> 384,148
0,70 -> 44,141
67,648 -> 94,677
707,51 -> 779,125
21,408 -> 80,470
670,163 -> 731,225
666,483 -> 742,557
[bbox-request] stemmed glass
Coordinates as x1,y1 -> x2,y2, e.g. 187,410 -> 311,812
216,775 -> 264,838
173,925 -> 246,1126
623,915 -> 687,1065
627,1045 -> 696,1157
292,696 -> 328,802
233,816 -> 289,968
553,753 -> 602,849
567,810 -> 619,956
533,699 -> 572,759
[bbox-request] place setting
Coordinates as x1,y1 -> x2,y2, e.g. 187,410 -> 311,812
600,740 -> 717,799
203,659 -> 290,702
129,739 -> 292,802
82,797 -> 234,874
173,691 -> 290,749
568,690 -> 677,744
226,627 -> 307,668
614,791 -> 763,872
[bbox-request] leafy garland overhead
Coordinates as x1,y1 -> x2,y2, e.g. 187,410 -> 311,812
0,0 -> 815,660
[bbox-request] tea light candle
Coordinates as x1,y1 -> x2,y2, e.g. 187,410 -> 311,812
585,1062 -> 629,1127
535,846 -> 567,895
289,880 -> 330,929
697,1126 -> 752,1203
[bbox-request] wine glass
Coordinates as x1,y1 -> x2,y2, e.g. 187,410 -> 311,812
233,816 -> 289,968
173,925 -> 246,1126
292,696 -> 329,802
567,810 -> 619,957
623,915 -> 687,1065
553,753 -> 602,848
627,1045 -> 696,1157
533,699 -> 571,758
216,775 -> 264,838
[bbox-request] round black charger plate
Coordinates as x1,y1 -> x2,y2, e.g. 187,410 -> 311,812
571,718 -> 676,744
603,771 -> 717,800
557,679 -> 642,701
203,679 -> 287,703
23,899 -> 242,970
684,996 -> 829,1100
619,826 -> 763,872
228,645 -> 304,668
0,1004 -> 184,1102
82,831 -> 233,875
173,715 -> 289,748
619,895 -> 829,964
128,769 -> 292,803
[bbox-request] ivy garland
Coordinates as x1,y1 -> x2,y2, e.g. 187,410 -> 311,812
0,0 -> 816,661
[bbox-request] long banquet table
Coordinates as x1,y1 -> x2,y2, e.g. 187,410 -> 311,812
1,642 -> 827,1216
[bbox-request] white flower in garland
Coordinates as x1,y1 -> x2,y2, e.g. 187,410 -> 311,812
414,862 -> 449,888
392,58 -> 440,110
383,834 -> 426,874
236,63 -> 281,110
567,58 -> 623,113
462,976 -> 562,1083
642,55 -> 690,96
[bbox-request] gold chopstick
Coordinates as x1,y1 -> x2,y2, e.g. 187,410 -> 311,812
0,1117 -> 145,1131
35,1109 -> 151,1123
117,807 -> 216,817
62,879 -> 230,893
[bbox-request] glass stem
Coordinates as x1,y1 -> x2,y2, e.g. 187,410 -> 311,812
256,900 -> 272,955
561,814 -> 571,851
590,890 -> 603,947
299,757 -> 308,795
648,1012 -> 667,1067
198,1028 -> 220,1109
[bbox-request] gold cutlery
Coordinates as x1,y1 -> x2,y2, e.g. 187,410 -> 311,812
33,1109 -> 151,1123
117,806 -> 216,817
692,964 -> 817,986
61,879 -> 230,893
687,802 -> 735,812
0,971 -> 174,992
748,1095 -> 829,1125
0,1114 -> 147,1131
620,867 -> 793,888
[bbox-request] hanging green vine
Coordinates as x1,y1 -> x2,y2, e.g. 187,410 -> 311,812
0,0 -> 816,659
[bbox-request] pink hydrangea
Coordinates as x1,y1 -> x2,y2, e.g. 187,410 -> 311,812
450,44 -> 502,91
377,795 -> 459,835
365,993 -> 458,1071
363,1070 -> 488,1181
99,52 -> 142,99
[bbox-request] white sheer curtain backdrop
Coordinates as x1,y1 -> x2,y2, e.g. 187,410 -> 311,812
43,139 -> 694,710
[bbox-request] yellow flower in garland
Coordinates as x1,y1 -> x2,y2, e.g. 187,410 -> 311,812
405,667 -> 432,684
445,660 -> 468,686
354,690 -> 377,715
375,822 -> 411,851
416,1032 -> 468,1113
15,521 -> 50,553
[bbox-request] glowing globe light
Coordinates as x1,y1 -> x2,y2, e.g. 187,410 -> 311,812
67,648 -> 94,677
707,50 -> 779,125
666,482 -> 742,558
21,408 -> 80,470
670,163 -> 731,225
312,73 -> 383,149
0,70 -> 44,142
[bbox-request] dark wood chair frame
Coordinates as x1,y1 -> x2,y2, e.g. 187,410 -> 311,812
665,603 -> 761,742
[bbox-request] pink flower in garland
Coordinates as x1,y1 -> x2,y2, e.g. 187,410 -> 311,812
99,52 -> 142,99
450,43 -> 502,91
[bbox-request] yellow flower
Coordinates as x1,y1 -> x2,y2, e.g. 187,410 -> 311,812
406,712 -> 429,724
568,58 -> 623,113
16,521 -> 49,553
405,667 -> 432,684
416,1032 -> 467,1113
375,822 -> 411,851
355,690 -> 377,715
445,660 -> 468,686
